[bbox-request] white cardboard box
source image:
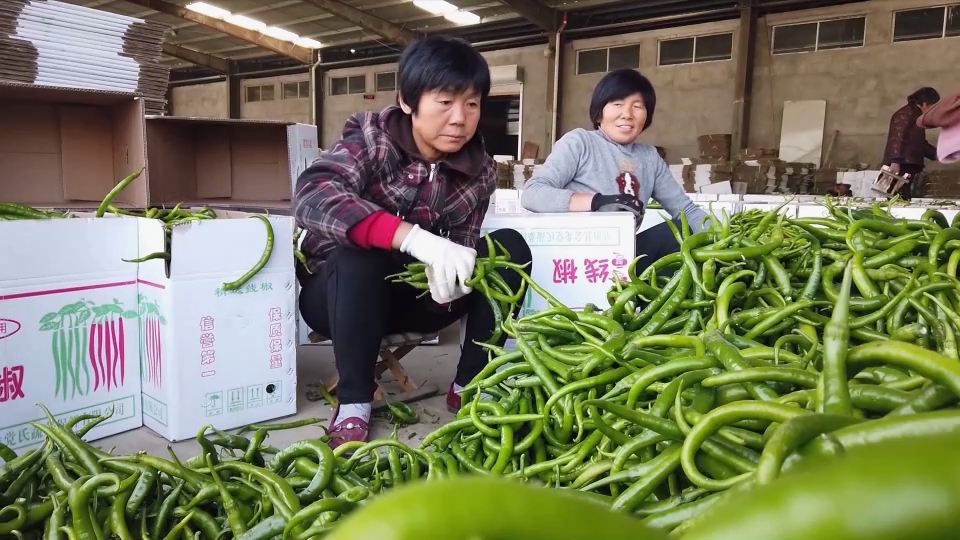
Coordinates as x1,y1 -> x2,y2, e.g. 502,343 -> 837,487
0,217 -> 143,453
480,213 -> 635,314
134,212 -> 298,441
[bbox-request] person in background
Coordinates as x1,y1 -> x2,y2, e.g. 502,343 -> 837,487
293,36 -> 532,448
917,89 -> 960,165
882,87 -> 940,199
520,69 -> 707,278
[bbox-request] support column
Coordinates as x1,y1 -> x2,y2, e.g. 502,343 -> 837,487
545,31 -> 566,154
731,0 -> 757,152
311,50 -> 325,146
228,61 -> 242,119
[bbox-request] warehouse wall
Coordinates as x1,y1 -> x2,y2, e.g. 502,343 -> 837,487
241,73 -> 314,122
169,82 -> 228,118
320,45 -> 551,153
749,0 -> 960,167
561,21 -> 740,163
559,0 -> 960,166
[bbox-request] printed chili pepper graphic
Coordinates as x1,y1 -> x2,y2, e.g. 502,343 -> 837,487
39,300 -> 93,400
138,295 -> 167,389
89,299 -> 138,392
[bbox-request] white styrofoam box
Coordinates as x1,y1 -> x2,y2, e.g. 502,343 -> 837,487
718,195 -> 743,203
889,207 -> 929,220
743,195 -> 790,204
696,201 -> 739,221
941,208 -> 959,225
490,189 -> 524,214
693,193 -> 719,202
480,213 -> 635,314
639,210 -> 666,232
0,217 -> 142,453
741,203 -> 799,219
287,124 -> 321,186
134,213 -> 297,441
797,204 -> 831,218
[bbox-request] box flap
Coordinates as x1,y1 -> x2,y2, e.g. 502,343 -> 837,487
0,218 -> 140,283
168,214 -> 294,279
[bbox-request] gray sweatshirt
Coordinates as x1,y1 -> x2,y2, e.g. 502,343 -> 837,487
520,128 -> 708,232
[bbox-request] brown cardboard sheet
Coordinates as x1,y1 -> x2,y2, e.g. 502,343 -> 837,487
0,82 -> 147,208
146,117 -> 294,208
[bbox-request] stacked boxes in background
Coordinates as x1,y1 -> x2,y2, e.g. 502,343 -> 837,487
697,134 -> 732,164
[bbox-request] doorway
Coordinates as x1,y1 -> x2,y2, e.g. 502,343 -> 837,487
479,95 -> 520,159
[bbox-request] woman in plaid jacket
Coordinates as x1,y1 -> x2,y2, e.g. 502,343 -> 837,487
293,36 -> 532,448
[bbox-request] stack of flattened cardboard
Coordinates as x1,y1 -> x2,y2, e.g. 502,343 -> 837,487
697,134 -> 732,164
0,0 -> 170,114
922,170 -> 960,199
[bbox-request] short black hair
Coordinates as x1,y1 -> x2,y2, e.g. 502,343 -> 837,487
589,69 -> 656,130
397,36 -> 491,114
908,87 -> 940,107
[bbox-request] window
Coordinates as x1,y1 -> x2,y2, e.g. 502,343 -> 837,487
893,4 -> 960,42
244,84 -> 275,103
658,33 -> 733,66
375,71 -> 397,92
576,44 -> 640,75
772,17 -> 865,54
330,75 -> 367,96
282,81 -> 310,99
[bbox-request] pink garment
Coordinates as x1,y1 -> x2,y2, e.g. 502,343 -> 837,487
939,123 -> 960,164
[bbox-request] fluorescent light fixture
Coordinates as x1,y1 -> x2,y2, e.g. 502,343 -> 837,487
263,27 -> 300,41
413,0 -> 457,15
296,37 -> 323,48
185,2 -> 230,18
225,14 -> 266,30
444,10 -> 481,25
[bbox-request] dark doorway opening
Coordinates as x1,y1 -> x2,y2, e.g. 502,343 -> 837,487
479,95 -> 520,158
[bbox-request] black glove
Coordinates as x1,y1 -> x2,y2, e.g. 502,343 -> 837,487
591,194 -> 645,231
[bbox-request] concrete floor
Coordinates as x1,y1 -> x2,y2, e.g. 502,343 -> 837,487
95,325 -> 462,459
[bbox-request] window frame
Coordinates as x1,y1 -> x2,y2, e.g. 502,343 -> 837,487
892,4 -> 960,43
770,16 -> 867,55
657,32 -> 734,66
575,44 -> 640,75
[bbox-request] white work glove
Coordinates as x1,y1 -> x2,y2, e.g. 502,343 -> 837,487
400,225 -> 477,304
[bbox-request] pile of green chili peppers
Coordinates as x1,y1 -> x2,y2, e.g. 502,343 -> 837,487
5,198 -> 960,539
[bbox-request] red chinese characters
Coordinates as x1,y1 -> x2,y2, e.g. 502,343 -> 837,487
199,316 -> 216,377
268,307 -> 283,369
583,258 -> 611,284
0,365 -> 25,403
552,259 -> 578,284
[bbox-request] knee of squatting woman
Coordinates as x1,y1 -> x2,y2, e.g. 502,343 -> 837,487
293,36 -> 532,449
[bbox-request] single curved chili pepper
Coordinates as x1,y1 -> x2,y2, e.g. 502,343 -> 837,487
95,168 -> 143,217
755,413 -> 863,485
703,330 -> 779,402
680,401 -> 810,491
223,215 -> 275,291
846,340 -> 960,398
818,260 -> 854,415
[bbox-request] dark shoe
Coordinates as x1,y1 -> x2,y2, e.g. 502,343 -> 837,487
327,408 -> 370,450
446,383 -> 461,414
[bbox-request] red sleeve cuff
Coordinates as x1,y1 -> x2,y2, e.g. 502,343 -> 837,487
347,211 -> 402,250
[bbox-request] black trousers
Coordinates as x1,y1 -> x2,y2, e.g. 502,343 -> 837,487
299,228 -> 532,404
895,163 -> 924,200
631,219 -> 683,278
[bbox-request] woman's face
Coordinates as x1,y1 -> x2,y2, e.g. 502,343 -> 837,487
599,92 -> 647,144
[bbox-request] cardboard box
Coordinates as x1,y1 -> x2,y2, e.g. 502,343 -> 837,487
0,82 -> 147,208
145,117 -> 318,209
479,213 -> 635,314
133,211 -> 298,441
0,216 -> 143,453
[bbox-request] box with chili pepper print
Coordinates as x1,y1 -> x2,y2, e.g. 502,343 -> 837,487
0,216 -> 144,453
130,210 -> 298,442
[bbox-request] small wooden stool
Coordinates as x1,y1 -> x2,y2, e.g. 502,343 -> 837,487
307,331 -> 441,410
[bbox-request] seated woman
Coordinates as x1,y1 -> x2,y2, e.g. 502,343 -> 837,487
520,69 -> 707,277
293,36 -> 532,448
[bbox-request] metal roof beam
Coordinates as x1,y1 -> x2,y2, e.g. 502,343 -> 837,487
299,0 -> 420,46
119,0 -> 313,63
162,42 -> 231,73
498,0 -> 555,31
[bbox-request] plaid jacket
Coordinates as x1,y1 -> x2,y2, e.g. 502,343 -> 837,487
883,103 -> 938,167
293,105 -> 496,273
